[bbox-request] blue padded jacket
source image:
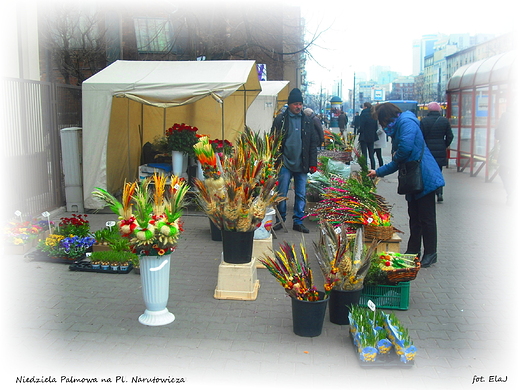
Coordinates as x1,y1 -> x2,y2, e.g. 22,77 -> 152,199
375,111 -> 445,200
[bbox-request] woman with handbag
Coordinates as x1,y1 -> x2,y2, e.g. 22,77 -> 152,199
367,103 -> 445,268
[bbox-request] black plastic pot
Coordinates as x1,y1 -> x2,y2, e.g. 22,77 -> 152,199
291,292 -> 329,337
209,219 -> 222,241
221,230 -> 254,264
329,288 -> 362,325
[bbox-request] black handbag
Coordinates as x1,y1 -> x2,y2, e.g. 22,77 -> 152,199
397,143 -> 424,195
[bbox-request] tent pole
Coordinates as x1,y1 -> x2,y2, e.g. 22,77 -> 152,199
163,107 -> 166,136
221,100 -> 225,141
127,99 -> 131,182
243,89 -> 247,131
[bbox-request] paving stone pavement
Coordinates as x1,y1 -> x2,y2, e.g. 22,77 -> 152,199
3,163 -> 518,390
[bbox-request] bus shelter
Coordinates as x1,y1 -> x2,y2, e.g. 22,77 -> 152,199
446,51 -> 516,182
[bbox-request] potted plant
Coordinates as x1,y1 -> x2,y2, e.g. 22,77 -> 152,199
92,172 -> 189,326
89,250 -> 138,273
130,256 -> 140,274
4,219 -> 43,254
193,128 -> 284,264
160,122 -> 199,176
259,241 -> 330,337
92,225 -> 119,250
314,222 -> 379,325
35,214 -> 95,261
349,306 -> 416,364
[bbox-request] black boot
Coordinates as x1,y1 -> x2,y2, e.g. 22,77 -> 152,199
421,253 -> 437,268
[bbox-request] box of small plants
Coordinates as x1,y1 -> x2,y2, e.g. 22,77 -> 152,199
348,305 -> 416,366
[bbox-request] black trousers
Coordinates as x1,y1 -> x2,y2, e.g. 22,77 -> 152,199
405,191 -> 437,255
359,141 -> 376,169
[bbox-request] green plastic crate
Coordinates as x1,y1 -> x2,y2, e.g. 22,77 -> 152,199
359,282 -> 410,310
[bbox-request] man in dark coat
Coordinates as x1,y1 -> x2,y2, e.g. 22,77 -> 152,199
271,88 -> 318,233
352,111 -> 360,134
420,102 -> 454,202
358,102 -> 378,169
303,107 -> 325,147
338,110 -> 348,134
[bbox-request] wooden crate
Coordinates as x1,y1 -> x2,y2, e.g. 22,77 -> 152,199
365,233 -> 402,253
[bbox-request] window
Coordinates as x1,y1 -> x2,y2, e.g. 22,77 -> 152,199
134,18 -> 173,53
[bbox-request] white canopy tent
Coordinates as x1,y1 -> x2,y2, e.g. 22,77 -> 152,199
81,60 -> 261,209
246,80 -> 289,133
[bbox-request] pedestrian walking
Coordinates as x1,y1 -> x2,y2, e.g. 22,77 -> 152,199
358,102 -> 378,169
338,110 -> 348,134
368,102 -> 445,268
303,107 -> 325,148
271,88 -> 319,234
373,123 -> 386,167
352,111 -> 360,135
420,102 -> 453,202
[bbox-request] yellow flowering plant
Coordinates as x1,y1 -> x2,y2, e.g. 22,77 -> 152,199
92,173 -> 189,256
314,221 -> 379,291
4,220 -> 43,245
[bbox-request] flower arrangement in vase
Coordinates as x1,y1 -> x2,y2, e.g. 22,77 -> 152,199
165,123 -> 199,157
193,127 -> 284,232
92,172 -> 189,256
93,173 -> 189,326
259,241 -> 327,301
315,221 -> 379,291
259,240 -> 330,337
209,138 -> 233,159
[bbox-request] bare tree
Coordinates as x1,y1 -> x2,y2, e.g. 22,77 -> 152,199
39,3 -> 109,85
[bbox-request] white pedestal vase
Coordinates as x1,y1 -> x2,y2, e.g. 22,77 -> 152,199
138,254 -> 175,326
171,151 -> 188,176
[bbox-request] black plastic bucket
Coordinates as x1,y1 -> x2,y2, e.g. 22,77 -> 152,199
209,219 -> 222,241
221,230 -> 254,264
291,292 -> 329,337
329,288 -> 362,325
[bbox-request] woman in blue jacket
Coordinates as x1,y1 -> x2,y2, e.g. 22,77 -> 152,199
368,103 -> 444,268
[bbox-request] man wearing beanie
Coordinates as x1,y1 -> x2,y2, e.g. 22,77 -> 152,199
420,102 -> 453,202
271,88 -> 318,233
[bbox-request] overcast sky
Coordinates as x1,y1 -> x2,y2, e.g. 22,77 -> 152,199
300,0 -> 516,94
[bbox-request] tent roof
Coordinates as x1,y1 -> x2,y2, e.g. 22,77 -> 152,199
447,51 -> 516,91
81,60 -> 262,209
259,80 -> 290,109
82,60 -> 261,107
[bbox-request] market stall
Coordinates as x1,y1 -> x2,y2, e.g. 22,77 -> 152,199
82,60 -> 261,209
246,80 -> 289,133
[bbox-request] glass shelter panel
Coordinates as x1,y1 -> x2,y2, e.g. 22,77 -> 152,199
460,92 -> 473,154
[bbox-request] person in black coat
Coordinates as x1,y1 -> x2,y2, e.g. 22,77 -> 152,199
358,102 -> 379,169
352,111 -> 360,134
303,107 -> 325,148
338,110 -> 348,134
271,88 -> 318,233
420,102 -> 454,202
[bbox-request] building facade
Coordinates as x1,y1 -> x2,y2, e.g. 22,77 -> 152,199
38,2 -> 306,90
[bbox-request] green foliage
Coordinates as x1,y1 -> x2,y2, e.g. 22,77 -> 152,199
90,250 -> 137,264
93,225 -> 119,244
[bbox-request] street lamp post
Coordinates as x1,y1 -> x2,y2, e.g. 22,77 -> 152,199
352,72 -> 356,117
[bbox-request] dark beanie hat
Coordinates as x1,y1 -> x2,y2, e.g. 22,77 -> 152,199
287,88 -> 303,105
